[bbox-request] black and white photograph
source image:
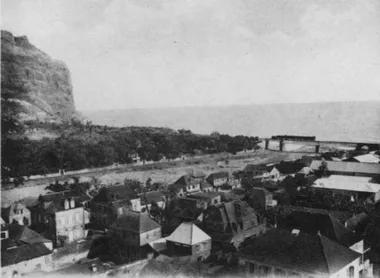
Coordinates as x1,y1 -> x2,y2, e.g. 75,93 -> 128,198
1,0 -> 380,277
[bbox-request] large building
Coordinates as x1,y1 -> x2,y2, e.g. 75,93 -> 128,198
311,175 -> 380,202
30,193 -> 89,247
239,228 -> 365,278
206,172 -> 229,189
310,160 -> 380,178
90,185 -> 141,229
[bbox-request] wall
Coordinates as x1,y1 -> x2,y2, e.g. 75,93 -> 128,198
191,239 -> 212,259
139,227 -> 162,246
56,206 -> 86,243
329,257 -> 361,278
1,253 -> 53,278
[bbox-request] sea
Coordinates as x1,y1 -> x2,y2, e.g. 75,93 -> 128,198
82,101 -> 380,143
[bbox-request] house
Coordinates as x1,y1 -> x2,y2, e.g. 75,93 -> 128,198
186,192 -> 222,207
239,228 -> 365,278
90,185 -> 141,229
139,191 -> 166,212
249,187 -> 277,210
311,175 -> 380,202
1,224 -> 53,278
165,222 -> 212,260
206,172 -> 229,189
244,164 -> 281,181
202,200 -> 266,249
310,160 -> 380,178
2,202 -> 31,226
173,171 -> 205,196
30,193 -> 89,247
200,181 -> 214,193
296,166 -> 314,177
349,154 -> 380,164
109,211 -> 161,247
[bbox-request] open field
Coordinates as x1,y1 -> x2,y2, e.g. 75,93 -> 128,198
1,149 -> 307,207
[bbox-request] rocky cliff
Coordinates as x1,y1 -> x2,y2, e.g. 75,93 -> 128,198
1,30 -> 78,122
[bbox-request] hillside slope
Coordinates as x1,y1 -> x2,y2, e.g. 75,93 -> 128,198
1,30 -> 79,122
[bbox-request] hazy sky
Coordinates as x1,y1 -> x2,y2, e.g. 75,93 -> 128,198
2,0 -> 380,111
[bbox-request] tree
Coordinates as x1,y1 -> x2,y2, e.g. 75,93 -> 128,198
318,160 -> 329,177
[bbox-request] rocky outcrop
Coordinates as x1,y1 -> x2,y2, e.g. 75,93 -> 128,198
1,30 -> 79,122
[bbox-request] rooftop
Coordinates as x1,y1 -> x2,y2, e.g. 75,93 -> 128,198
166,222 -> 211,245
239,228 -> 361,275
312,175 -> 380,193
352,153 -> 380,163
8,224 -> 52,245
310,160 -> 380,175
1,242 -> 52,267
139,191 -> 166,205
112,211 -> 160,233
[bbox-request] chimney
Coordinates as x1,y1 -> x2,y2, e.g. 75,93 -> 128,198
70,198 -> 75,209
64,199 -> 69,210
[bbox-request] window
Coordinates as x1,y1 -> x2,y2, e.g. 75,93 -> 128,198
348,266 -> 355,278
23,217 -> 29,226
1,232 -> 6,239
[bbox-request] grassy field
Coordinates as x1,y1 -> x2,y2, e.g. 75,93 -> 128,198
1,148 -> 307,207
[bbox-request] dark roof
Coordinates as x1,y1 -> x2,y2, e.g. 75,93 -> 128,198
239,228 -> 361,275
275,161 -> 304,175
1,242 -> 52,267
38,192 -> 64,203
1,238 -> 17,250
187,191 -> 221,200
345,212 -> 370,231
207,172 -> 229,180
36,194 -> 81,213
64,191 -> 91,203
310,160 -> 380,175
112,211 -> 160,233
251,187 -> 272,197
92,185 -> 139,203
139,191 -> 166,205
200,181 -> 213,190
280,209 -> 361,247
299,156 -> 321,167
8,224 -> 51,245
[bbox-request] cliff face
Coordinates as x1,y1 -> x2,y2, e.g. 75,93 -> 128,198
1,30 -> 78,122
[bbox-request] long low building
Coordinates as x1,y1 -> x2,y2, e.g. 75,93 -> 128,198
310,160 -> 380,178
311,175 -> 380,202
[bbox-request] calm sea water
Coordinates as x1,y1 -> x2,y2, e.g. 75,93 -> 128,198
82,101 -> 380,143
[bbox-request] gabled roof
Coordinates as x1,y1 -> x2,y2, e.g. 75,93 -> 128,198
239,228 -> 361,275
92,185 -> 139,203
310,160 -> 380,175
298,166 -> 314,175
166,222 -> 211,245
1,242 -> 52,267
8,224 -> 51,245
112,211 -> 160,233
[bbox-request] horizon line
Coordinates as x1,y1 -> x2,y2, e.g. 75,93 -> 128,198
79,99 -> 380,113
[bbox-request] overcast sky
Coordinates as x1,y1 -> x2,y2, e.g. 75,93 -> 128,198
2,0 -> 380,111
